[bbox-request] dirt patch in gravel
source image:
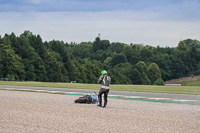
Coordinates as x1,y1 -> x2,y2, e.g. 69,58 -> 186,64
0,90 -> 200,133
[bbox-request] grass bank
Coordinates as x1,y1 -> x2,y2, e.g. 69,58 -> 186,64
182,80 -> 200,86
0,81 -> 200,95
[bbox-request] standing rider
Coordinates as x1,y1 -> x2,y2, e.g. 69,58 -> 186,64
97,70 -> 111,108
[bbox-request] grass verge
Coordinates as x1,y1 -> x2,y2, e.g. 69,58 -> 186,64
182,80 -> 200,86
0,81 -> 200,95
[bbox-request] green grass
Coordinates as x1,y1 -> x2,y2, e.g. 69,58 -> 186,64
182,80 -> 200,86
0,81 -> 200,95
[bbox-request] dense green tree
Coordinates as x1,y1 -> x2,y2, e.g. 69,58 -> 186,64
17,32 -> 46,81
140,72 -> 151,85
101,40 -> 111,51
23,60 -> 36,81
22,32 -> 46,81
122,45 -> 139,64
1,31 -> 200,84
153,78 -> 164,85
82,58 -> 102,83
177,41 -> 187,51
111,63 -> 132,84
9,33 -> 20,54
71,59 -> 87,83
109,67 -> 131,84
92,37 -> 110,52
104,57 -> 112,64
0,35 -> 2,44
140,45 -> 154,61
134,61 -> 151,85
109,42 -> 124,53
34,57 -> 46,81
29,34 -> 47,58
92,37 -> 101,52
70,42 -> 92,59
48,40 -> 74,80
111,53 -> 127,66
150,53 -> 171,81
136,61 -> 147,73
0,44 -> 24,79
147,63 -> 162,84
117,63 -> 132,76
3,34 -> 11,45
44,50 -> 69,82
130,68 -> 141,84
170,55 -> 185,79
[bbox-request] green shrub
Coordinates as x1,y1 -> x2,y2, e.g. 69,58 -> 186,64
153,78 -> 164,85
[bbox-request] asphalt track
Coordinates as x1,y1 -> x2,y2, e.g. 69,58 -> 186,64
0,85 -> 200,104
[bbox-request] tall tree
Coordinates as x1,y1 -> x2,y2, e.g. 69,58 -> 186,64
136,61 -> 147,73
92,37 -> 101,52
43,50 -> 69,82
177,41 -> 187,51
49,40 -> 73,81
130,68 -> 141,84
0,44 -> 24,79
135,61 -> 150,85
147,63 -> 162,84
92,37 -> 110,52
110,53 -> 127,66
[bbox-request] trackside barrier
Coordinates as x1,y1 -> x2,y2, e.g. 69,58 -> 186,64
164,84 -> 181,86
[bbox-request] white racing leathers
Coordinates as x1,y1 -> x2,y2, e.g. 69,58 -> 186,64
98,75 -> 111,107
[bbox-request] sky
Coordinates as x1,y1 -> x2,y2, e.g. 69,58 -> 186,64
0,0 -> 200,47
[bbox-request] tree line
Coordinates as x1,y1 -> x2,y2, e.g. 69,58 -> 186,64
0,31 -> 200,85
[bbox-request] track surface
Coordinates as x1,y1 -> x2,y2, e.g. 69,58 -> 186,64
0,90 -> 200,133
0,85 -> 200,102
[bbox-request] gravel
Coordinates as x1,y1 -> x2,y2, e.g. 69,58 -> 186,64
0,90 -> 200,133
